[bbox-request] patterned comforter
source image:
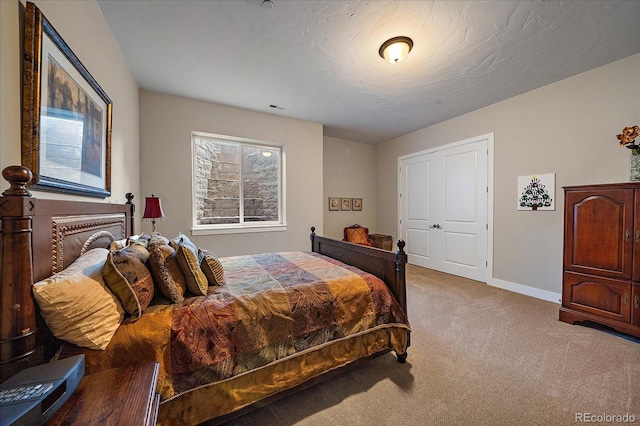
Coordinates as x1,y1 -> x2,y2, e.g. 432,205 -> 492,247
64,251 -> 410,423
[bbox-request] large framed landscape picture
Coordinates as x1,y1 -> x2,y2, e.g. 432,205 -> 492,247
22,1 -> 112,197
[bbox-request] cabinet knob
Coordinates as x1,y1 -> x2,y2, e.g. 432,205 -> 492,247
636,230 -> 640,243
625,229 -> 631,242
623,293 -> 630,305
635,294 -> 639,309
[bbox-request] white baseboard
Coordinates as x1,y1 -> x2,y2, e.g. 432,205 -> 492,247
490,278 -> 561,304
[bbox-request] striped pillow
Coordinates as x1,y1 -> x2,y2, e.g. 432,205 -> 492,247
200,249 -> 225,286
175,244 -> 208,296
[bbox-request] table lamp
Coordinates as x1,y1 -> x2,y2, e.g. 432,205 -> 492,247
142,194 -> 165,233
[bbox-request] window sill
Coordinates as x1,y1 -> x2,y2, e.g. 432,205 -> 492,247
191,225 -> 288,236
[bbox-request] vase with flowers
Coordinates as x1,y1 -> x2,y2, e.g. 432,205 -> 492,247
618,125 -> 640,181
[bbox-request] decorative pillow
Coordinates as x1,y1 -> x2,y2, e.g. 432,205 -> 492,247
102,246 -> 154,320
32,248 -> 124,350
346,227 -> 369,245
147,235 -> 186,303
169,233 -> 208,296
169,233 -> 198,256
108,233 -> 151,252
109,238 -> 128,251
130,233 -> 152,249
200,249 -> 225,286
175,245 -> 208,296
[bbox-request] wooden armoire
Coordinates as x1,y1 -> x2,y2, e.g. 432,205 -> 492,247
561,183 -> 640,338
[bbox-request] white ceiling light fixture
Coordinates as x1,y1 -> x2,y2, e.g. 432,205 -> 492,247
379,36 -> 413,64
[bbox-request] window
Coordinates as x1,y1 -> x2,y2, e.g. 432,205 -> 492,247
192,132 -> 285,234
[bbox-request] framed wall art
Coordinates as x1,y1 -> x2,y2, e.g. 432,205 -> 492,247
22,1 -> 112,197
518,173 -> 555,211
352,198 -> 362,211
341,198 -> 352,211
328,197 -> 340,211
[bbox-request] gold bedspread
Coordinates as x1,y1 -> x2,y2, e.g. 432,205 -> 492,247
63,251 -> 410,425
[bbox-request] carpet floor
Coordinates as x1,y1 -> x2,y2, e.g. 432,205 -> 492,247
224,265 -> 640,425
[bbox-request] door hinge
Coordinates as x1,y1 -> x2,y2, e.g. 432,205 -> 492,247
486,224 -> 488,230
486,261 -> 488,267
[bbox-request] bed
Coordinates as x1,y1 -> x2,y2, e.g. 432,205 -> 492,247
0,165 -> 410,425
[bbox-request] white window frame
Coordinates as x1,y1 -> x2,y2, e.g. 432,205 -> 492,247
191,131 -> 287,235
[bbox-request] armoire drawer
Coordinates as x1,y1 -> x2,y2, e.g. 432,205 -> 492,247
563,271 -> 631,323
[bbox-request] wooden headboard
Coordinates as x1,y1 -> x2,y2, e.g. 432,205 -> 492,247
0,166 -> 134,380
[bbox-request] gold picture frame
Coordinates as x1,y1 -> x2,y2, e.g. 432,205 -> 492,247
22,1 -> 112,197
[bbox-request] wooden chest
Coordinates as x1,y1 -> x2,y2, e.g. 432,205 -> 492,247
369,234 -> 393,251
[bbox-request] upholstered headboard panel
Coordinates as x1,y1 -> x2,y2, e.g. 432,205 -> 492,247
40,213 -> 126,279
31,204 -> 132,282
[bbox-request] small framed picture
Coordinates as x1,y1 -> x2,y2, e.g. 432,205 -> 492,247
341,198 -> 352,211
352,198 -> 362,211
328,197 -> 340,211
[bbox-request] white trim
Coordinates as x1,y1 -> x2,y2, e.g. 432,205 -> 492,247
397,132 -> 495,161
191,225 -> 288,236
490,278 -> 561,304
191,131 -> 286,231
486,133 -> 495,285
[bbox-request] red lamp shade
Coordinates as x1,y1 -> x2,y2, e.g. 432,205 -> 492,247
142,194 -> 165,232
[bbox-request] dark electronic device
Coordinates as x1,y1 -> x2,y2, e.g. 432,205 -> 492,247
0,355 -> 84,426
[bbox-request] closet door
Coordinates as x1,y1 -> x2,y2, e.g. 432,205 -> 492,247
399,153 -> 440,269
399,138 -> 488,282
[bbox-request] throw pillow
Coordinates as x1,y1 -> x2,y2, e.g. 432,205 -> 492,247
200,249 -> 225,286
175,245 -> 208,296
346,227 -> 369,245
169,233 -> 198,257
147,234 -> 187,303
32,248 -> 124,350
169,233 -> 208,296
102,246 -> 154,320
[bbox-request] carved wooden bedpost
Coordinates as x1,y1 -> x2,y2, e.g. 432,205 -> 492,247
310,226 -> 316,249
0,166 -> 37,380
125,192 -> 135,235
395,240 -> 407,313
395,239 -> 409,362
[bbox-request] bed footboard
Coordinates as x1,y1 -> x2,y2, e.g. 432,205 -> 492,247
310,226 -> 407,315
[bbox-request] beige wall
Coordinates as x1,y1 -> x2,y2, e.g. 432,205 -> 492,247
323,137 -> 377,240
139,90 -> 323,257
0,0 -> 140,213
377,54 -> 640,297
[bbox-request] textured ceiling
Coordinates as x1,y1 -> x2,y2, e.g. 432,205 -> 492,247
97,0 -> 640,144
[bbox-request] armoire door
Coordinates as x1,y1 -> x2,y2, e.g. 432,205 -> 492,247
564,189 -> 634,280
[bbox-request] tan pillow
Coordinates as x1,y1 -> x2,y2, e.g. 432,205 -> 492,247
102,247 -> 154,320
200,249 -> 225,286
148,235 -> 186,302
175,245 -> 208,296
32,248 -> 124,350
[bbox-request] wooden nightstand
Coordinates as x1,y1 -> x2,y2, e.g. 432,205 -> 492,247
46,362 -> 160,425
369,233 -> 393,251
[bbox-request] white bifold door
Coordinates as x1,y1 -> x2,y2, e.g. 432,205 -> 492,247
399,137 -> 489,282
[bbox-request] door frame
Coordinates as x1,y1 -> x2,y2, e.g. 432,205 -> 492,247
398,133 -> 495,282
